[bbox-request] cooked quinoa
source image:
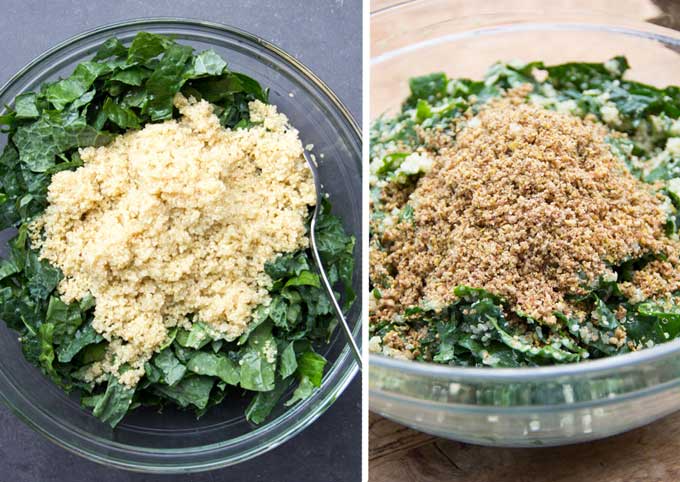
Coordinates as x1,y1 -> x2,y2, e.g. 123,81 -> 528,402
32,94 -> 315,386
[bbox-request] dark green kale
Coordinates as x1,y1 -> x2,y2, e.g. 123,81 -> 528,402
0,31 -> 267,232
0,32 -> 355,428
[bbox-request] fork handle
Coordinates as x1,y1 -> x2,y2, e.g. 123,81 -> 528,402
310,215 -> 363,371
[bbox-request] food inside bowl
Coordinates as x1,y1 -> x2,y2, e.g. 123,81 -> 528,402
0,32 -> 355,427
369,57 -> 680,367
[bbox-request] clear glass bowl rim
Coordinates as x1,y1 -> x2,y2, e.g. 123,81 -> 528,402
370,10 -> 680,383
0,17 -> 361,473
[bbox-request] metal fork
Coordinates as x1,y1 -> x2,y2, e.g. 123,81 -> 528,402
304,152 -> 363,370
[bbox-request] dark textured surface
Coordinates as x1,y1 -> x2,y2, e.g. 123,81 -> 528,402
0,0 -> 362,480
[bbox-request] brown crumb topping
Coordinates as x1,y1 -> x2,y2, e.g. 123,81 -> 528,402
373,87 -> 680,327
620,253 -> 680,302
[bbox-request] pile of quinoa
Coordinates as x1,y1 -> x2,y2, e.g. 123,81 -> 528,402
32,94 -> 315,386
372,87 -> 680,332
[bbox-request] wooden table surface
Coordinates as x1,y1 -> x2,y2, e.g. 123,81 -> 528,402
369,412 -> 680,482
369,1 -> 680,481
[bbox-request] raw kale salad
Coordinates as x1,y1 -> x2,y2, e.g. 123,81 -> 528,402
0,32 -> 355,427
369,57 -> 680,367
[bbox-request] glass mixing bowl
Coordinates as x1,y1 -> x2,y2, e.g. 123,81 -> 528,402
370,1 -> 680,447
0,18 -> 362,472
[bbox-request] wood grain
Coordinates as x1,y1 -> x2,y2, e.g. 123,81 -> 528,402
370,412 -> 680,482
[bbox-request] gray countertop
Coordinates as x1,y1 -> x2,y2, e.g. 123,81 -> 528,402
0,1 -> 361,480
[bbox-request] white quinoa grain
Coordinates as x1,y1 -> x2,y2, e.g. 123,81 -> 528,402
35,94 -> 315,386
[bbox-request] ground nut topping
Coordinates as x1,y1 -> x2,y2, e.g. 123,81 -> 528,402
376,89 -> 677,326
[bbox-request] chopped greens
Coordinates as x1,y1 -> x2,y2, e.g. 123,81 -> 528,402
370,57 -> 680,367
0,32 -> 355,427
